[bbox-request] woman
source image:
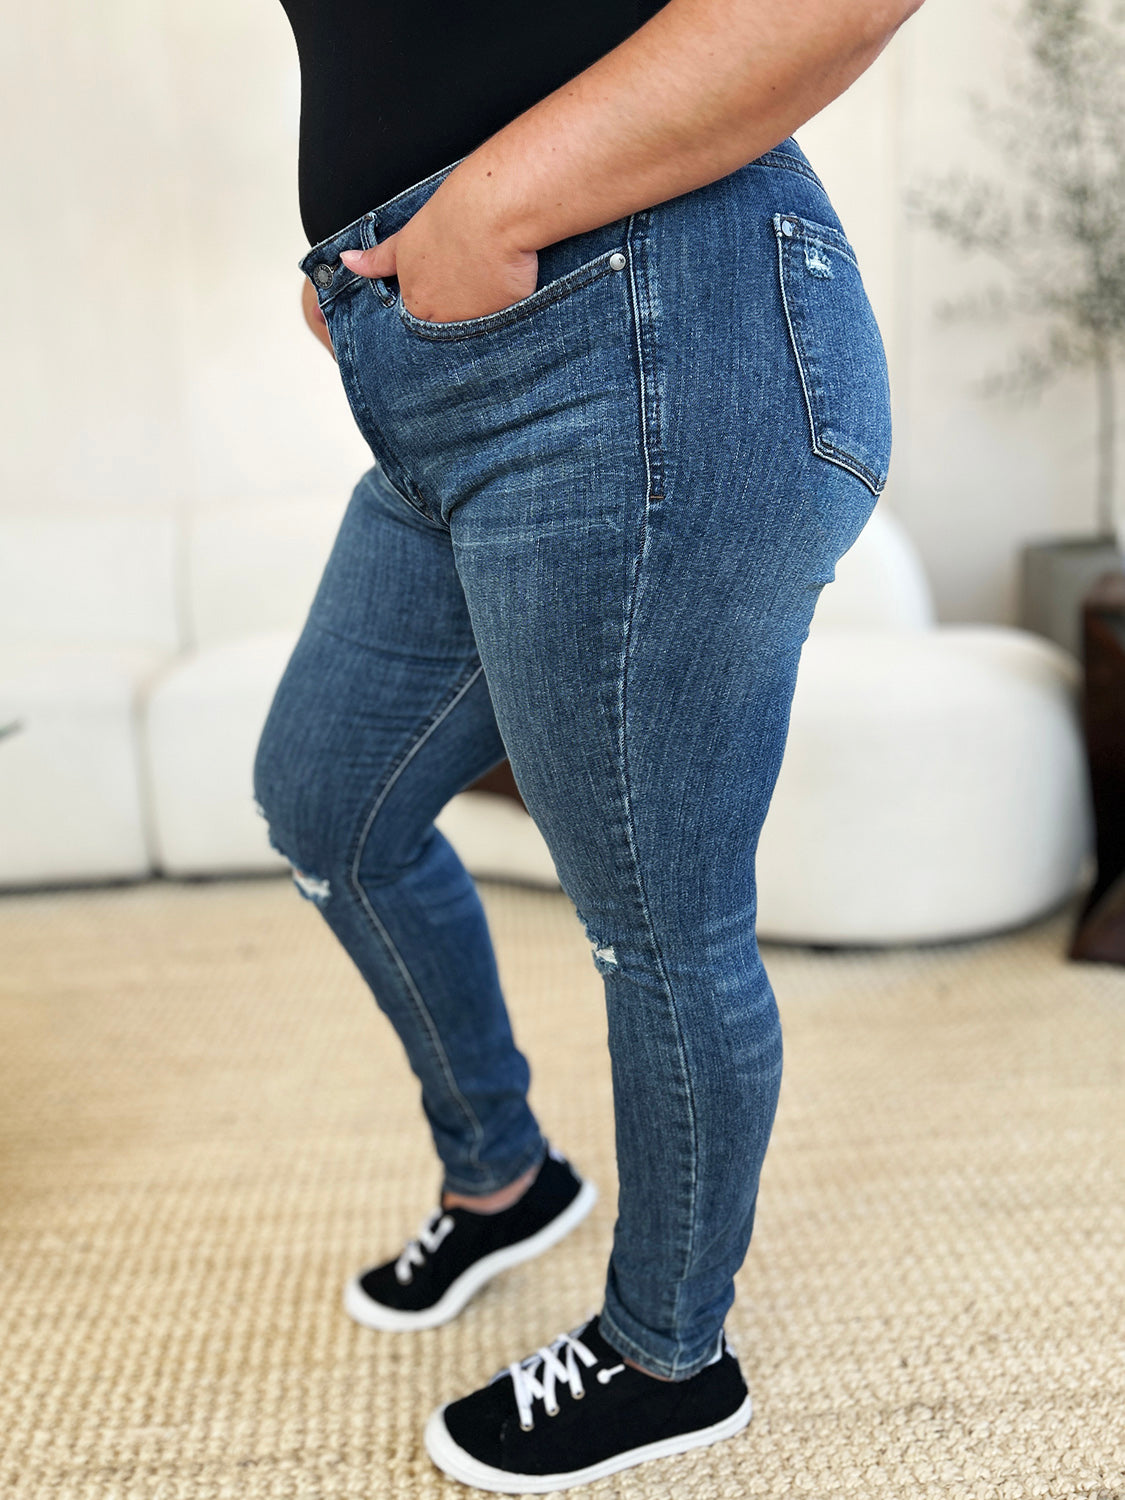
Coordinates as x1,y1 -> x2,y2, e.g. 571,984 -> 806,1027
254,0 -> 920,1490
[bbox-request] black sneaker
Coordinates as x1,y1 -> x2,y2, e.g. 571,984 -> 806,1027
424,1315 -> 752,1493
344,1148 -> 597,1332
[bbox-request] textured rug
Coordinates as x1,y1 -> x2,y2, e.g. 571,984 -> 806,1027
1,876 -> 1122,1500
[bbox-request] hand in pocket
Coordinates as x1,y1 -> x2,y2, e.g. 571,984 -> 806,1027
339,166 -> 539,325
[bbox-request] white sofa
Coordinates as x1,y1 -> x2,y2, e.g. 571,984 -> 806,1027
0,516 -> 179,884
0,491 -> 1092,944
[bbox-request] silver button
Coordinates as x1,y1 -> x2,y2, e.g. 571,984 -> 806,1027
609,251 -> 627,272
312,263 -> 335,288
781,220 -> 795,238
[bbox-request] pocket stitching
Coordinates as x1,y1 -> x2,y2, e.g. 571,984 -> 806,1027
398,249 -> 621,342
776,213 -> 860,269
366,275 -> 398,308
774,215 -> 887,497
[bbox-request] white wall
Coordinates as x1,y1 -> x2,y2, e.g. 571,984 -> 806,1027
0,0 -> 368,523
1,0 -> 1116,624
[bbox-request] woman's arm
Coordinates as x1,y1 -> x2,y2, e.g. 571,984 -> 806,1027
339,0 -> 924,323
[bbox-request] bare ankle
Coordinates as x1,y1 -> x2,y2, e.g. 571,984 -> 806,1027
441,1161 -> 538,1215
622,1355 -> 673,1382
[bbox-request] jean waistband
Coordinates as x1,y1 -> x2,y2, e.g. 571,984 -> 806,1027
297,135 -> 819,300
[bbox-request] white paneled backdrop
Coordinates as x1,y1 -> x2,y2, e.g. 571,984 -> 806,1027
1,0 -> 1116,624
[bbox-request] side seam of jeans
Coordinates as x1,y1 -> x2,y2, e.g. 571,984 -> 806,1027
624,211 -> 665,504
596,210 -> 705,1379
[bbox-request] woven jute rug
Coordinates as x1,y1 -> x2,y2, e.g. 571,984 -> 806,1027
1,876 -> 1122,1500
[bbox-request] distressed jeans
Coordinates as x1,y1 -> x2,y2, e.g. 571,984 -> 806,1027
253,137 -> 891,1380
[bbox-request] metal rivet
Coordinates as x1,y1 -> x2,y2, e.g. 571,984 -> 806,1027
609,251 -> 627,271
312,262 -> 335,287
781,220 -> 795,238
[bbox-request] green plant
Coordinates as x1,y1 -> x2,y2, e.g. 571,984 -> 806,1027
910,0 -> 1125,540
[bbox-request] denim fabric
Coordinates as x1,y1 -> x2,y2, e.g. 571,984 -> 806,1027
253,137 -> 891,1380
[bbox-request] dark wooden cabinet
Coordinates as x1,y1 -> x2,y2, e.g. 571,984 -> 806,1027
1070,569 -> 1125,964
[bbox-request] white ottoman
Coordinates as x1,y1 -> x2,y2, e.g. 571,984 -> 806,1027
755,626 -> 1092,945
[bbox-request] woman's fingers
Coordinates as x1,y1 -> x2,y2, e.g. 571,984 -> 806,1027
340,233 -> 398,279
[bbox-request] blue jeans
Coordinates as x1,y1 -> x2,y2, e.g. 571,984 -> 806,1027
253,138 -> 891,1380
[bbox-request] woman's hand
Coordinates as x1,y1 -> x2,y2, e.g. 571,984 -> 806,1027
301,274 -> 337,359
339,170 -> 539,324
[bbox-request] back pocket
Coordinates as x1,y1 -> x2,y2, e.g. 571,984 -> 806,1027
774,213 -> 891,496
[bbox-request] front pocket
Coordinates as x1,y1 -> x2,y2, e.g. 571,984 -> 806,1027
397,246 -> 626,342
774,213 -> 892,496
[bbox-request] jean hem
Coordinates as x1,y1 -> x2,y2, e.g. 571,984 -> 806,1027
597,1303 -> 723,1383
439,1134 -> 548,1199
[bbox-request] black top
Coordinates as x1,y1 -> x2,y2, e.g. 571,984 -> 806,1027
279,0 -> 666,246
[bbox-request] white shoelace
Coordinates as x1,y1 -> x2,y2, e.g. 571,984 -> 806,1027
501,1326 -> 601,1432
394,1209 -> 455,1284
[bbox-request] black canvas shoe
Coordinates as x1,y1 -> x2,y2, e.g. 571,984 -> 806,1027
344,1148 -> 596,1332
424,1315 -> 752,1493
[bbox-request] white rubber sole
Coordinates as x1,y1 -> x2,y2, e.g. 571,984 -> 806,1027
343,1178 -> 598,1333
423,1390 -> 753,1494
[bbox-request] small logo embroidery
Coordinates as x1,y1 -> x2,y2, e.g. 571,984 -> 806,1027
597,1364 -> 626,1385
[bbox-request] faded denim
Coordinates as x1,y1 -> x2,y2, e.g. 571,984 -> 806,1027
253,136 -> 892,1380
